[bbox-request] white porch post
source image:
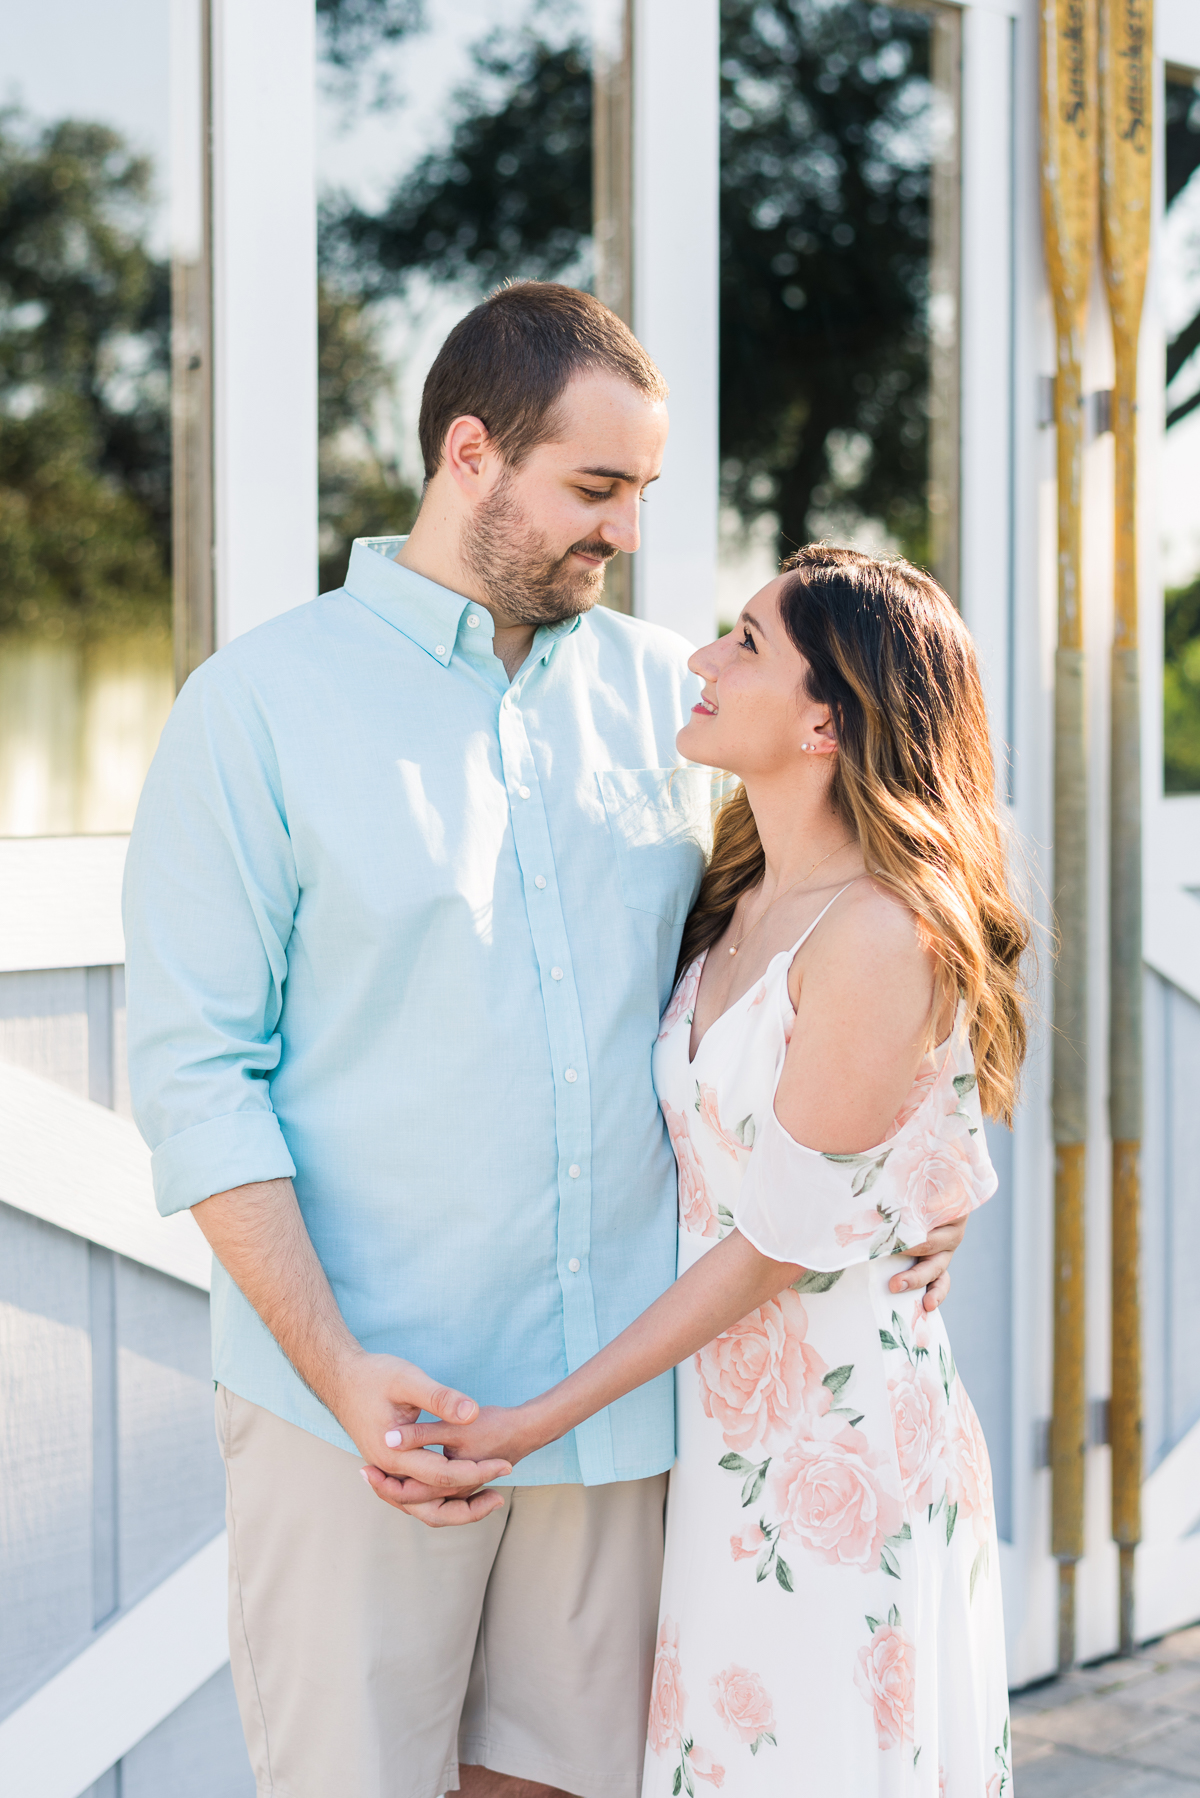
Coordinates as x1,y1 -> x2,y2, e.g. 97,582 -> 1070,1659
211,0 -> 319,646
631,0 -> 720,647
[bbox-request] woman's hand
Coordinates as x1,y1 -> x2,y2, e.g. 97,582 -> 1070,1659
889,1215 -> 967,1311
370,1402 -> 548,1477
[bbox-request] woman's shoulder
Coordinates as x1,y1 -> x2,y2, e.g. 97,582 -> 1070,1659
814,875 -> 927,961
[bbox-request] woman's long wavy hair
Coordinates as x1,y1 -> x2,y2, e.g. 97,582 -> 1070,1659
678,545 -> 1031,1125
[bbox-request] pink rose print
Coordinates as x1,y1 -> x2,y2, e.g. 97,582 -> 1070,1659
854,1622 -> 916,1751
730,1521 -> 765,1562
947,1386 -> 994,1533
985,1776 -> 1003,1798
891,1060 -> 941,1132
687,1744 -> 726,1787
938,1767 -> 947,1798
710,1665 -> 776,1746
662,1101 -> 720,1239
696,1083 -> 747,1161
887,1364 -> 943,1510
885,1122 -> 974,1237
834,1206 -> 892,1252
647,1618 -> 687,1756
659,961 -> 701,1040
694,1289 -> 829,1453
770,1424 -> 904,1571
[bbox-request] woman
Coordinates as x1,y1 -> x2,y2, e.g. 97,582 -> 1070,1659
398,546 -> 1028,1794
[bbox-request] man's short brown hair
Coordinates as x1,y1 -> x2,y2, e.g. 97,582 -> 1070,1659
418,282 -> 668,483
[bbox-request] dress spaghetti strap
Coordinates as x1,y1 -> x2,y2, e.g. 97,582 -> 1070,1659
784,876 -> 864,961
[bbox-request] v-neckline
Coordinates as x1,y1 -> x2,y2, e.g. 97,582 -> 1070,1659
685,881 -> 861,1066
686,945 -> 787,1067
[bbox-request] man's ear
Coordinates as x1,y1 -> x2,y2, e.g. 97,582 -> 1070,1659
442,414 -> 492,490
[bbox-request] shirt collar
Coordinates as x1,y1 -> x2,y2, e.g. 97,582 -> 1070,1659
343,535 -> 476,667
343,535 -> 585,671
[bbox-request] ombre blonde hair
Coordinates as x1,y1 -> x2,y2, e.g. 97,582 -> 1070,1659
679,545 -> 1030,1125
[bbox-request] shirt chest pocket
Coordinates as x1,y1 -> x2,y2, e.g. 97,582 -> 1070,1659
596,767 -> 713,927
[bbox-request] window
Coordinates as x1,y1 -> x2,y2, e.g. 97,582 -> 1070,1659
717,0 -> 962,624
1163,67 -> 1200,795
314,0 -> 633,609
0,0 -> 210,836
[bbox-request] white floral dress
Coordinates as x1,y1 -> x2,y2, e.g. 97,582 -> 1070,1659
643,905 -> 1011,1798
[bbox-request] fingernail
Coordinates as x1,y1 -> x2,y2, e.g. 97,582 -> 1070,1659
360,1468 -> 370,1483
384,1429 -> 402,1448
457,1401 -> 476,1421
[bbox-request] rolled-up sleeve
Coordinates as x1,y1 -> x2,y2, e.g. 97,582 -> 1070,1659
122,660 -> 300,1216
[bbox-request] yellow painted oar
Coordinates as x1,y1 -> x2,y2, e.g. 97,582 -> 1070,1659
1100,0 -> 1152,1659
1040,0 -> 1098,1674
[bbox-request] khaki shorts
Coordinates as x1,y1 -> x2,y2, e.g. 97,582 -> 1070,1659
216,1387 -> 666,1798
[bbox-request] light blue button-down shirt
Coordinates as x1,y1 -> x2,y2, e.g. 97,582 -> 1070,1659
123,537 -> 711,1484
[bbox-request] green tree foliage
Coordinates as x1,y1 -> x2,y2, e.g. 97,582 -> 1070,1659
0,112 -> 171,640
317,0 -> 425,73
1165,76 -> 1200,433
718,0 -> 939,560
0,106 -> 408,624
319,0 -> 941,561
320,28 -> 591,296
1165,577 -> 1200,795
317,283 -> 419,593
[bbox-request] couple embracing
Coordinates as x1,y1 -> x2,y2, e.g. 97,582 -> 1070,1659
125,281 -> 1027,1798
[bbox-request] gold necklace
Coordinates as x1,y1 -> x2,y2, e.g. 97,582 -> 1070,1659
727,841 -> 855,957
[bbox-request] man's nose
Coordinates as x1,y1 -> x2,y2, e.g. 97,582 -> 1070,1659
599,493 -> 642,556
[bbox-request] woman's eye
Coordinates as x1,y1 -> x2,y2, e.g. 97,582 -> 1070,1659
741,628 -> 756,652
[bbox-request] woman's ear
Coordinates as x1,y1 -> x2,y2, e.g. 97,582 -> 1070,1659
801,713 -> 838,756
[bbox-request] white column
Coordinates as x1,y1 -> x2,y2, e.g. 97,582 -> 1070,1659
631,0 -> 720,647
211,0 -> 318,646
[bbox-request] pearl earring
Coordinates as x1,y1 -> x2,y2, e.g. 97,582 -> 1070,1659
801,742 -> 812,751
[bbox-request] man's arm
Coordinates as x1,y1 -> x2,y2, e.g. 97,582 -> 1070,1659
194,1178 -> 511,1520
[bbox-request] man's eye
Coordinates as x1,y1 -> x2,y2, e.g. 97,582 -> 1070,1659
580,487 -> 612,501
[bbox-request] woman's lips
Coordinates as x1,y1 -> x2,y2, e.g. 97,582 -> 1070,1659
692,699 -> 717,717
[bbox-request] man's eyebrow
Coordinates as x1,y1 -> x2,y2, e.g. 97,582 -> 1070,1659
573,466 -> 661,484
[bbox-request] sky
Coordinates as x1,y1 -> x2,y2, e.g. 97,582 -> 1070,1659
3,0 -> 176,253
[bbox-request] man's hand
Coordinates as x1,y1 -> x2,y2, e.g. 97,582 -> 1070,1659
333,1352 -> 512,1515
191,1179 -> 511,1523
888,1215 -> 967,1311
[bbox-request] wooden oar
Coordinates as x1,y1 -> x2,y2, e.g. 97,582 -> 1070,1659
1040,0 -> 1098,1675
1100,0 -> 1152,1660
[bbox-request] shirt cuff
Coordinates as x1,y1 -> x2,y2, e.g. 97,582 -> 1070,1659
151,1111 -> 298,1216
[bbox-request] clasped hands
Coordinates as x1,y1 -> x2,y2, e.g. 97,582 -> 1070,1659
352,1217 -> 965,1527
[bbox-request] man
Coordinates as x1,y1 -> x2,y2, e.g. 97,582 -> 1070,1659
124,283 -> 960,1798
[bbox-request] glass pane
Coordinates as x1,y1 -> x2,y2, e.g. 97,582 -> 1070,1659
717,0 -> 962,625
1163,67 -> 1200,795
0,0 -> 204,835
315,0 -> 631,606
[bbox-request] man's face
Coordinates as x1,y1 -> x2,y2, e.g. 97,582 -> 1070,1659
459,369 -> 669,627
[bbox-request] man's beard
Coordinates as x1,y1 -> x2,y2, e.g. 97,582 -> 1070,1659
460,474 -> 618,627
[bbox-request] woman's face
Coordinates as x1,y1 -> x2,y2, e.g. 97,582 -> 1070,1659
677,578 -> 836,779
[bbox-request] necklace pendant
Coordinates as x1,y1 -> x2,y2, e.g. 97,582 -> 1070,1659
728,945 -> 738,956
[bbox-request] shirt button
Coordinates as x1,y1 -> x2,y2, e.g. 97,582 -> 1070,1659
551,967 -> 564,980
567,1258 -> 581,1274
518,785 -> 531,799
435,645 -> 446,658
535,875 -> 547,889
564,1067 -> 578,1083
568,1164 -> 580,1178
466,614 -> 480,627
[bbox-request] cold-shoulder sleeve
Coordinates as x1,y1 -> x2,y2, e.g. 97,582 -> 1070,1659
733,1044 -> 999,1270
